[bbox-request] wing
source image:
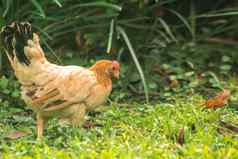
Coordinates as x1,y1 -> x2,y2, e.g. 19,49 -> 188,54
26,66 -> 97,112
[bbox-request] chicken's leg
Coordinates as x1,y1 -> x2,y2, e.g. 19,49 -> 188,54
36,113 -> 45,139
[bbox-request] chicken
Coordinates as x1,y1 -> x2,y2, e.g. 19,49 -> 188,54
0,22 -> 120,138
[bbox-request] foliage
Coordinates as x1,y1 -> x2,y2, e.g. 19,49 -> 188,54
1,0 -> 238,101
0,76 -> 23,108
0,0 -> 238,157
1,88 -> 238,158
0,0 -> 238,101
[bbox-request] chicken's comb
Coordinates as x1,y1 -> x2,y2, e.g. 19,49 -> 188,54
112,60 -> 120,70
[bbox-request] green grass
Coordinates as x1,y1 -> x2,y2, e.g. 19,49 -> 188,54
0,92 -> 238,159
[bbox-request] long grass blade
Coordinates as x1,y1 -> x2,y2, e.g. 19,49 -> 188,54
117,47 -> 124,61
156,30 -> 171,43
30,0 -> 46,18
167,9 -> 194,39
116,26 -> 149,103
2,0 -> 12,18
71,2 -> 122,12
157,18 -> 178,43
196,11 -> 238,18
107,19 -> 115,54
52,0 -> 62,7
41,39 -> 62,64
32,24 -> 53,41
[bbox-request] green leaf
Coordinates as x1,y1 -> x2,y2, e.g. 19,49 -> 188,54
221,56 -> 231,62
157,18 -> 178,43
184,71 -> 194,77
11,90 -> 20,98
149,82 -> 157,89
3,89 -> 10,94
0,76 -> 9,89
169,75 -> 177,80
129,73 -> 140,82
162,64 -> 171,70
30,0 -> 46,18
52,0 -> 62,7
220,64 -> 231,71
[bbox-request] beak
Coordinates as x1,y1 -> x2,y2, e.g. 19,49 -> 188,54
114,71 -> 120,80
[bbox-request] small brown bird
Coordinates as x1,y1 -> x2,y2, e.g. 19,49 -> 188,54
0,22 -> 120,138
204,89 -> 230,109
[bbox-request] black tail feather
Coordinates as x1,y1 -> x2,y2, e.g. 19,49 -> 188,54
0,22 -> 33,65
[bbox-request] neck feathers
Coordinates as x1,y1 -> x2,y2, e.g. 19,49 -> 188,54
90,67 -> 112,87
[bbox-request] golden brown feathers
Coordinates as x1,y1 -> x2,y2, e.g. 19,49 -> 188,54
1,22 -> 120,138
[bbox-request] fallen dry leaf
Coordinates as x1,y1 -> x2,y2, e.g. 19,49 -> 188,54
152,64 -> 172,76
12,110 -> 32,116
83,120 -> 94,129
204,89 -> 230,109
169,79 -> 179,88
219,121 -> 238,133
196,73 -> 203,80
217,127 -> 229,135
83,120 -> 103,129
5,131 -> 30,140
75,31 -> 83,49
177,128 -> 185,146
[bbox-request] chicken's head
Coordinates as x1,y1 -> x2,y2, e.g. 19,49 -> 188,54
90,60 -> 120,80
110,60 -> 120,79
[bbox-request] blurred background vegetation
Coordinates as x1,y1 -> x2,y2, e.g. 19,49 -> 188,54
0,0 -> 238,105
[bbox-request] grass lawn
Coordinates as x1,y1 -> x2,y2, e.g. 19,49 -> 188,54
0,91 -> 238,159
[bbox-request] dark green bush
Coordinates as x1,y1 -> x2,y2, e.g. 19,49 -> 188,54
1,0 -> 238,101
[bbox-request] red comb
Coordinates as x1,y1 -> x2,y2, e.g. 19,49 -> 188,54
112,60 -> 120,69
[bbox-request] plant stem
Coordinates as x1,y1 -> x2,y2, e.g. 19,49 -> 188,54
116,26 -> 149,103
107,19 -> 115,54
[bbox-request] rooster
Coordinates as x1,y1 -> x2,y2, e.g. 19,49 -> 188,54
0,22 -> 120,138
